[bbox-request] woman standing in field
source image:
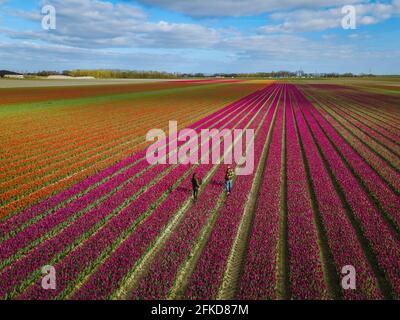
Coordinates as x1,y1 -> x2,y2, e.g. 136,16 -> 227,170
225,166 -> 234,195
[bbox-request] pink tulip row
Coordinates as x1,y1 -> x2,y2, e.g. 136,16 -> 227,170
299,89 -> 400,298
0,158 -> 157,263
291,86 -> 383,299
238,92 -> 285,299
71,86 -> 275,300
285,87 -> 327,299
1,85 -> 275,299
310,102 -> 400,229
182,86 -> 284,300
129,86 -> 282,300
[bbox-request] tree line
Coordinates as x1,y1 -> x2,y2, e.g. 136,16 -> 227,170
6,69 -> 387,79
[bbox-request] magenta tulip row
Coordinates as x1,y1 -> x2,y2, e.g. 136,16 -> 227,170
0,85 -> 271,257
327,103 -> 400,155
238,94 -> 284,299
291,86 -> 383,299
321,85 -> 399,117
312,90 -> 400,143
285,87 -> 327,299
318,103 -> 400,170
0,85 -> 265,235
18,86 -> 276,300
309,100 -> 400,229
332,99 -> 400,141
342,91 -> 400,126
299,88 -> 400,298
70,88 -> 274,300
0,85 -> 277,298
182,87 -> 282,300
129,86 -> 281,300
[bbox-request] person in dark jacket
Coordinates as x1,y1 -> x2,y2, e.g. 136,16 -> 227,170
225,166 -> 234,195
191,173 -> 201,201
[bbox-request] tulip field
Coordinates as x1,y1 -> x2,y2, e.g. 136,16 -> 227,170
0,79 -> 399,300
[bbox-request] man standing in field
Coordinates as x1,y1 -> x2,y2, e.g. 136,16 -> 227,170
225,166 -> 234,195
191,172 -> 201,201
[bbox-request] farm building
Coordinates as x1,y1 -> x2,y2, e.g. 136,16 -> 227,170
4,74 -> 24,79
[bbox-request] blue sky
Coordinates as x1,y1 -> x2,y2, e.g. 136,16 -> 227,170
0,0 -> 399,74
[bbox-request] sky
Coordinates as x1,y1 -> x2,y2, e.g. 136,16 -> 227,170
0,0 -> 399,74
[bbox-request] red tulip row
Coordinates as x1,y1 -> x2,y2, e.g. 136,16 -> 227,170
0,106 -> 205,187
1,104 -> 165,170
1,82 -> 254,166
0,91 -> 252,235
2,92 -> 233,173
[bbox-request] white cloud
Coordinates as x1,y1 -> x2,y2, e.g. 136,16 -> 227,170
0,40 -> 195,72
261,2 -> 399,32
135,0 -> 363,17
6,0 -> 219,49
1,0 -> 399,74
220,33 -> 355,61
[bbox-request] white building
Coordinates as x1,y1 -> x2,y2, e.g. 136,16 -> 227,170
4,74 -> 24,79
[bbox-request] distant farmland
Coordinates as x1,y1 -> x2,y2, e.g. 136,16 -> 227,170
0,79 -> 399,300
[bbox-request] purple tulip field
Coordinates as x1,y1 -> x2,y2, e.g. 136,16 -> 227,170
0,80 -> 399,300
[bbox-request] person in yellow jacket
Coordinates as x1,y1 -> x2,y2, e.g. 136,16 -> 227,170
225,166 -> 234,195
